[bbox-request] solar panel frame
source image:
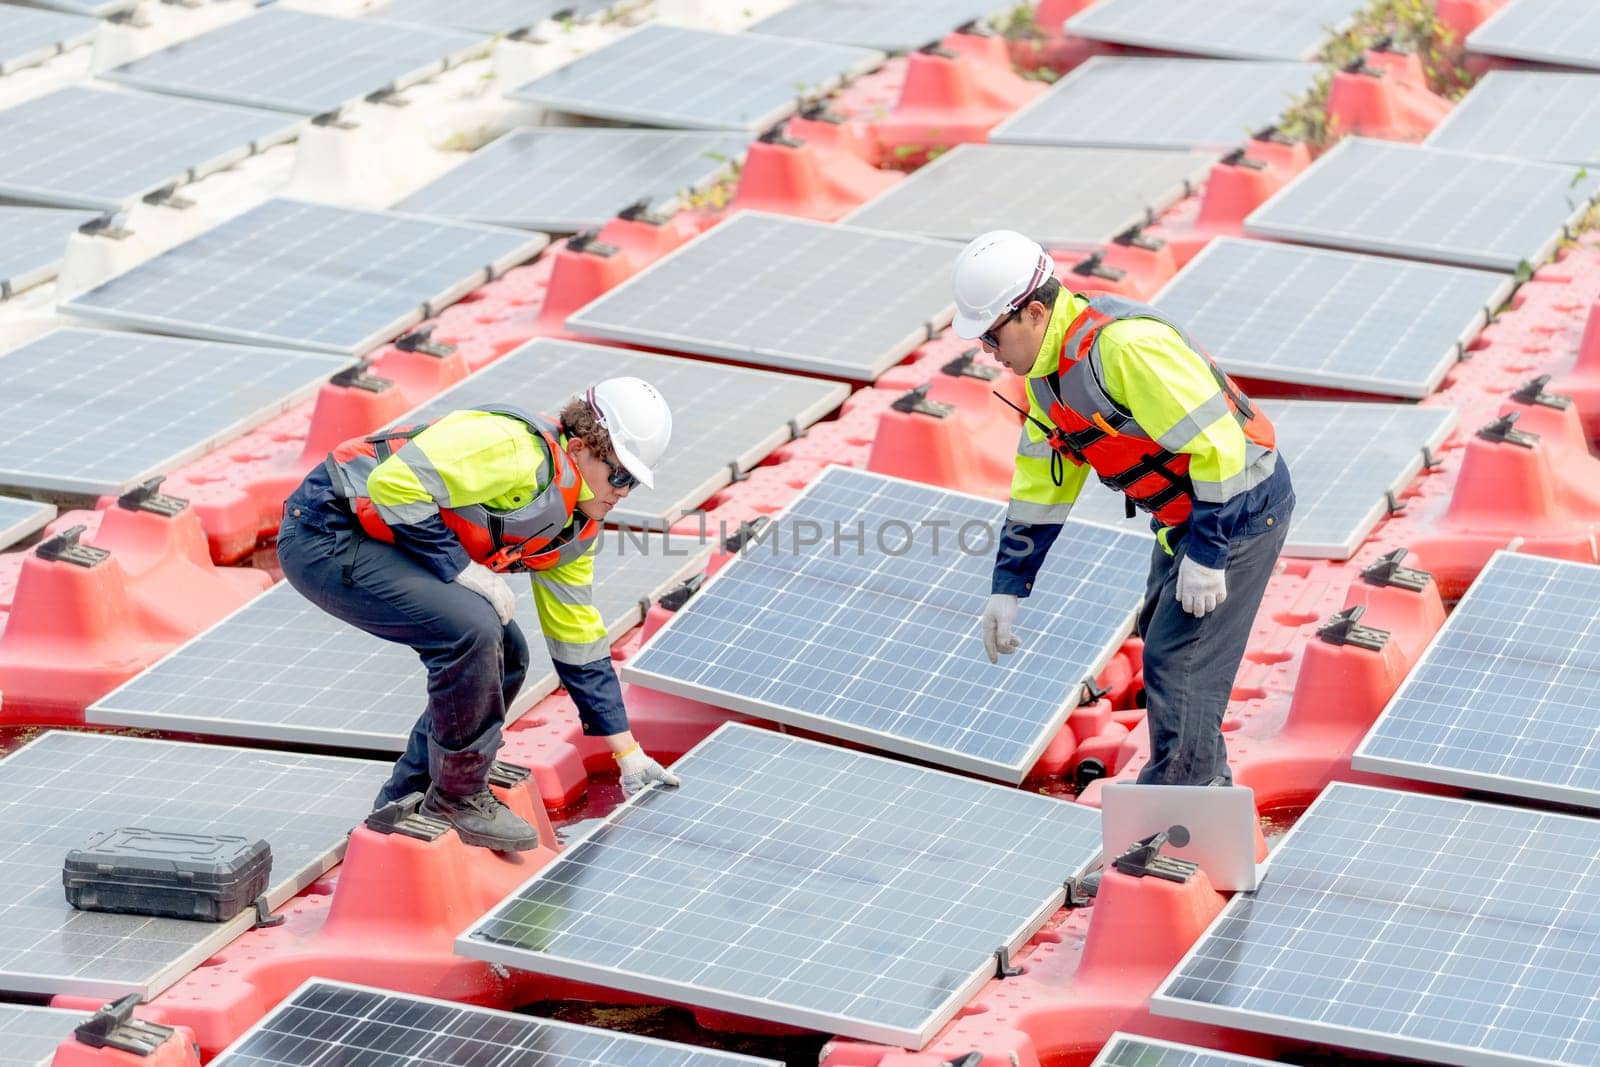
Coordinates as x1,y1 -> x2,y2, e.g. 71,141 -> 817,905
64,199 -> 545,357
748,0 -> 1000,52
377,0 -> 615,35
1149,237 -> 1514,399
0,86 -> 302,212
1153,782 -> 1600,1067
0,731 -> 383,999
567,211 -> 958,381
622,467 -> 1152,782
0,329 -> 348,496
1064,0 -> 1363,60
0,1005 -> 86,1067
990,57 -> 1317,152
1425,71 -> 1600,167
396,128 -> 749,232
1353,551 -> 1600,809
87,531 -> 711,751
398,339 -> 849,529
1092,1033 -> 1282,1067
101,9 -> 488,117
459,722 -> 1105,1048
0,5 -> 96,76
1467,0 -> 1600,72
0,206 -> 101,300
0,496 -> 57,552
22,0 -> 133,16
508,23 -> 885,131
212,978 -> 782,1066
1244,138 -> 1600,272
842,143 -> 1213,249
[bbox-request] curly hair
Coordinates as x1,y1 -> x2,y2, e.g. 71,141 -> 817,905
559,394 -> 613,456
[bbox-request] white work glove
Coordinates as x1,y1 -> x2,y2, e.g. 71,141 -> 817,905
454,561 -> 516,625
617,745 -> 679,797
1176,555 -> 1228,618
980,593 -> 1022,664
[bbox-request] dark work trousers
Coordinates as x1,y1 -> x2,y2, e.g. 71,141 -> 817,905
277,508 -> 529,803
1134,518 -> 1290,786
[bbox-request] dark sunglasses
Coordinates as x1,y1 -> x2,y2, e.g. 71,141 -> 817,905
980,305 -> 1025,350
599,453 -> 638,490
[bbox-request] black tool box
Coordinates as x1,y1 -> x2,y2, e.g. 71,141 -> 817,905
63,828 -> 272,923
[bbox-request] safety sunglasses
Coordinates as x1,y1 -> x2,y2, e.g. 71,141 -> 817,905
599,453 -> 638,490
980,305 -> 1025,350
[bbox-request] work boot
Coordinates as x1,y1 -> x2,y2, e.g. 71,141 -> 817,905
421,785 -> 540,852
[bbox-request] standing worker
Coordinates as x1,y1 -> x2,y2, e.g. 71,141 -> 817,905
951,231 -> 1294,786
277,379 -> 680,851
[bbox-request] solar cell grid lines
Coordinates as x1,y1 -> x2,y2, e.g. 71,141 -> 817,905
1244,138 -> 1600,271
0,731 -> 382,998
64,199 -> 544,356
508,23 -> 884,131
0,87 -> 300,213
1425,71 -> 1600,167
749,0 -> 999,52
460,723 -> 1104,1047
1154,782 -> 1600,1067
0,5 -> 96,75
1467,0 -> 1600,72
623,467 -> 1151,781
566,212 -> 957,381
0,205 -> 101,299
0,329 -> 347,496
0,497 -> 57,552
1092,1034 -> 1281,1067
1354,551 -> 1600,809
0,1005 -> 86,1067
1065,0 -> 1364,60
212,979 -> 781,1066
377,0 -> 614,35
1149,237 -> 1512,398
843,143 -> 1213,249
990,58 -> 1317,152
102,8 -> 487,116
397,129 -> 748,232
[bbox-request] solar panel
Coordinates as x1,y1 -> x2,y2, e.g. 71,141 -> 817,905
1154,782 -> 1600,1067
0,329 -> 347,496
1069,400 -> 1458,560
0,496 -> 56,551
1468,0 -> 1600,72
213,979 -> 780,1066
567,212 -> 957,381
1092,1033 -> 1279,1067
842,144 -> 1213,249
1244,138 -> 1600,272
1149,237 -> 1512,398
1065,0 -> 1363,60
102,8 -> 487,116
460,722 -> 1104,1047
0,1005 -> 85,1067
377,0 -> 614,35
508,23 -> 884,131
65,199 -> 544,356
623,467 -> 1151,781
399,339 -> 849,529
1425,71 -> 1600,167
0,87 -> 300,213
0,731 -> 382,999
0,205 -> 100,300
22,0 -> 132,17
990,58 -> 1316,152
749,0 -> 998,52
1354,551 -> 1600,808
88,531 -> 710,750
397,129 -> 747,232
0,5 -> 95,76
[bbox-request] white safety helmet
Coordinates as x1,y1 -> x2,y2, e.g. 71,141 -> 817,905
587,377 -> 671,489
950,229 -> 1055,340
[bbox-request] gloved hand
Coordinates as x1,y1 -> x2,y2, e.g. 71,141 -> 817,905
454,561 -> 516,625
1176,555 -> 1227,618
617,745 -> 679,797
980,593 -> 1022,664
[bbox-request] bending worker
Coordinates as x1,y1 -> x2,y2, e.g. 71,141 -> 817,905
278,378 -> 679,851
951,230 -> 1294,786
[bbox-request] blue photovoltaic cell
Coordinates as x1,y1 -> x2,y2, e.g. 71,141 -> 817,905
65,199 -> 544,356
1155,782 -> 1600,1067
0,5 -> 95,75
750,0 -> 998,52
1245,138 -> 1600,271
1467,0 -> 1600,72
0,86 -> 300,212
460,723 -> 1104,1047
1354,551 -> 1600,809
1093,1033 -> 1280,1067
0,205 -> 102,299
0,496 -> 57,552
214,980 -> 776,1066
1065,0 -> 1362,60
103,8 -> 486,116
0,1005 -> 86,1067
378,0 -> 613,34
1425,71 -> 1600,167
509,23 -> 883,131
623,467 -> 1150,781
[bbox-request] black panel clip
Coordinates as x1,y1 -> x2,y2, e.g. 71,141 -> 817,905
1360,548 -> 1432,593
251,895 -> 285,929
364,793 -> 450,842
942,348 -> 1001,381
1113,225 -> 1165,252
993,946 -> 1023,979
117,477 -> 188,517
617,200 -> 672,226
73,995 -> 175,1055
1113,826 -> 1198,883
1220,147 -> 1268,171
1476,412 -> 1539,449
1511,374 -> 1572,410
395,326 -> 456,359
1317,605 -> 1390,652
488,759 -> 533,789
36,525 -> 109,568
1079,677 -> 1110,706
724,516 -> 771,555
1070,252 -> 1125,282
329,357 -> 394,393
659,573 -> 706,612
892,383 -> 955,418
